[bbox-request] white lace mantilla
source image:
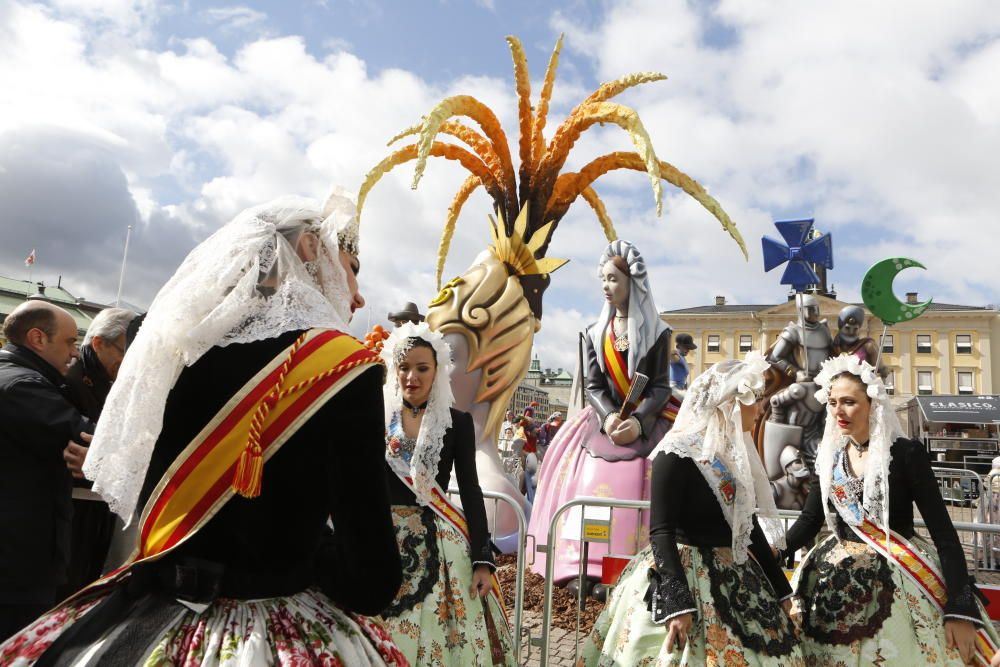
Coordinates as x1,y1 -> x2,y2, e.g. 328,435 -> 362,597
84,193 -> 359,522
381,322 -> 455,507
649,352 -> 784,562
814,355 -> 904,538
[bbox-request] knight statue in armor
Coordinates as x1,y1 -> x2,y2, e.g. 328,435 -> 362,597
833,305 -> 887,376
761,294 -> 834,507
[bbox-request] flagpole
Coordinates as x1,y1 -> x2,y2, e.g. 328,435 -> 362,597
115,225 -> 133,307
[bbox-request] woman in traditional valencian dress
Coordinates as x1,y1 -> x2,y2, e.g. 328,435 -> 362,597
0,194 -> 407,666
783,355 -> 999,666
378,322 -> 515,666
529,240 -> 676,586
579,354 -> 803,667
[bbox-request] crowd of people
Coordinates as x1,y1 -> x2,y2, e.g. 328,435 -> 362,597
0,190 -> 996,667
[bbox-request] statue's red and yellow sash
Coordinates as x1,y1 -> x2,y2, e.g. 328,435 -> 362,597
602,323 -> 631,401
852,517 -> 996,664
75,329 -> 380,600
392,470 -> 509,628
602,325 -> 680,424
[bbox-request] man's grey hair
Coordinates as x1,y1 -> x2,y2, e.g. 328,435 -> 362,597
83,308 -> 137,346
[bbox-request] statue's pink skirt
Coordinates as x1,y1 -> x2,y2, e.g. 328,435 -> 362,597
527,406 -> 669,584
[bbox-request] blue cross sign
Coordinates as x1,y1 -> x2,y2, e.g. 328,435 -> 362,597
761,219 -> 833,292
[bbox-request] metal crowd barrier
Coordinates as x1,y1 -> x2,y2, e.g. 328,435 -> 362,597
537,496 -> 649,667
984,471 -> 1000,569
536,496 -> 1000,666
447,487 -> 528,664
930,467 -> 986,569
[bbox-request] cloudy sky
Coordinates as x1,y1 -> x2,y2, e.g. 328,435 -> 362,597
2,0 -> 998,369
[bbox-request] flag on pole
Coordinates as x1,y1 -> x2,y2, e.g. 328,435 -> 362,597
24,249 -> 36,267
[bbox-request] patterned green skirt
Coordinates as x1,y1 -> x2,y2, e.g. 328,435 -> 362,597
377,505 -> 515,667
793,534 -> 999,665
578,544 -> 804,666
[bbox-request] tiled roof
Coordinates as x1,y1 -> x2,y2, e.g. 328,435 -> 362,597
0,275 -> 114,333
662,302 -> 994,316
0,276 -> 79,305
661,304 -> 772,315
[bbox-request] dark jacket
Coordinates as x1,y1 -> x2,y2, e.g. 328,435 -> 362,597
60,343 -> 117,599
0,344 -> 94,602
649,451 -> 792,622
386,408 -> 495,569
785,437 -> 980,620
133,330 -> 402,615
585,326 -> 672,438
63,344 -> 111,422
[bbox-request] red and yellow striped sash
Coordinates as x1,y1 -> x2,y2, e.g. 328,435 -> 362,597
602,325 -> 630,400
74,329 -> 379,600
603,325 -> 681,423
854,517 -> 996,664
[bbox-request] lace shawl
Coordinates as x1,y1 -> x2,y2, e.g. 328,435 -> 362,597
649,352 -> 784,562
381,322 -> 455,507
814,355 -> 905,538
83,193 -> 358,522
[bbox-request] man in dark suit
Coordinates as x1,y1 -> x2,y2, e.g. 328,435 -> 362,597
0,300 -> 94,641
60,307 -> 137,597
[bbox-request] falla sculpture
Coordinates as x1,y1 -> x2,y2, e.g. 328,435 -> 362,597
358,34 -> 747,549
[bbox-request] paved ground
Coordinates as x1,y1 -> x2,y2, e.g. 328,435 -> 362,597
517,608 -> 586,667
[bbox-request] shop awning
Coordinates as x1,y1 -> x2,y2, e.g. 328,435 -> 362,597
915,395 -> 1000,424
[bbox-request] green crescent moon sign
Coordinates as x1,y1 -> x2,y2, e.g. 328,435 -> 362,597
861,258 -> 933,325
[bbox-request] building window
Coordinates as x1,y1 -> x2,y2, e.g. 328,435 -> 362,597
957,371 -> 974,395
885,369 -> 895,396
739,334 -> 752,353
956,334 -> 972,354
916,334 -> 932,354
917,370 -> 933,395
881,334 -> 894,354
707,335 -> 720,352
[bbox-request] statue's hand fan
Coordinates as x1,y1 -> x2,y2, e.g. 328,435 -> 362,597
619,373 -> 649,420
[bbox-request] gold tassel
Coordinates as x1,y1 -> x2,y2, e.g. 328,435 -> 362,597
233,443 -> 264,498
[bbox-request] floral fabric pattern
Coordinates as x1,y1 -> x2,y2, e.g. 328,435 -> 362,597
378,505 -> 515,666
0,589 -> 404,667
381,506 -> 440,617
0,596 -> 103,666
578,544 -> 803,666
793,534 -> 999,665
795,534 -> 896,645
700,547 -> 797,656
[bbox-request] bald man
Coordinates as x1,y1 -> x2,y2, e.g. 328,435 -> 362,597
0,301 -> 95,640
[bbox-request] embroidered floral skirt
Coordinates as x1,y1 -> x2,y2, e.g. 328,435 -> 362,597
793,533 -> 998,665
378,505 -> 515,667
0,587 -> 406,666
578,544 -> 803,666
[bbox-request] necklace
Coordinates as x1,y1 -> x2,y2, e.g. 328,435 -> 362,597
612,317 -> 629,352
402,399 -> 428,416
849,439 -> 869,453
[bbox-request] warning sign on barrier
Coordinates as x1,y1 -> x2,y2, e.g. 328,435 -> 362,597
562,505 -> 612,543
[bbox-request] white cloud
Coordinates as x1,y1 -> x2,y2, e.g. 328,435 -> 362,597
1,0 -> 998,374
554,0 -> 1000,310
200,5 -> 267,31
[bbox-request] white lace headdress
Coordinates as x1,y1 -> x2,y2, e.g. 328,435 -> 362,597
649,352 -> 784,562
589,240 -> 669,378
83,191 -> 360,522
381,322 -> 455,507
814,355 -> 905,536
